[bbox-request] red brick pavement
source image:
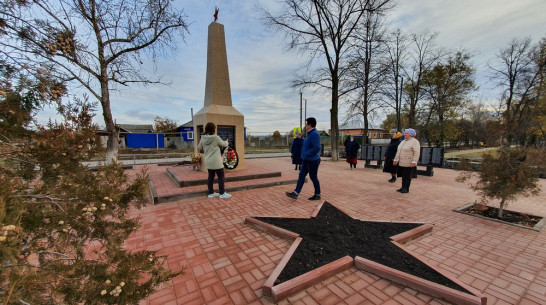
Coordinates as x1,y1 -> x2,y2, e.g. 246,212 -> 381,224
127,157 -> 546,305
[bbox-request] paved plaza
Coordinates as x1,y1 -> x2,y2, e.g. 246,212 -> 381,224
126,157 -> 546,305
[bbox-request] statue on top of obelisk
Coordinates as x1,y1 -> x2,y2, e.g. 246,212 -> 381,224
213,7 -> 219,22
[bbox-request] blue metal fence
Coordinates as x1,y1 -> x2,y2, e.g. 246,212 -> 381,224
125,133 -> 164,148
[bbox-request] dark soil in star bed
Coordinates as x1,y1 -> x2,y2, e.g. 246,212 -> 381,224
255,202 -> 470,294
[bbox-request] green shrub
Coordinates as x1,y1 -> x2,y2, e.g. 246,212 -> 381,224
457,147 -> 543,218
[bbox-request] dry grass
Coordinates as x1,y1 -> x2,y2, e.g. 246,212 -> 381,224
445,147 -> 499,159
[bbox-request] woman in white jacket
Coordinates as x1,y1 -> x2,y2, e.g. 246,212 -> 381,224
198,122 -> 232,198
393,128 -> 421,193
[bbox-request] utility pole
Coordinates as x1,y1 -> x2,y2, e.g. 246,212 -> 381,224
299,92 -> 303,134
397,76 -> 403,131
304,99 -> 307,136
191,107 -> 199,154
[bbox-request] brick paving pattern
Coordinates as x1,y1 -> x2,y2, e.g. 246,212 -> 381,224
126,157 -> 546,305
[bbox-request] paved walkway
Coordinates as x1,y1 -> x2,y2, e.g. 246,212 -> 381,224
127,157 -> 546,305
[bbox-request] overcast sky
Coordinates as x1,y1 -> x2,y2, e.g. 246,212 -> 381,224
37,0 -> 546,134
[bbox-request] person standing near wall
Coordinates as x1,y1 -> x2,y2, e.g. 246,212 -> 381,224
393,129 -> 420,193
383,132 -> 402,182
198,122 -> 232,199
291,131 -> 304,170
286,117 -> 322,200
344,135 -> 360,170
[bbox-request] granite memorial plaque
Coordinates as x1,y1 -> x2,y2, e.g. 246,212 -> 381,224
431,147 -> 444,166
373,146 -> 382,161
420,147 -> 432,165
361,146 -> 368,159
366,146 -> 374,160
217,126 -> 235,149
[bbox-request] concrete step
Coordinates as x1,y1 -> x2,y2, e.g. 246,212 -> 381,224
148,165 -> 300,204
166,168 -> 282,187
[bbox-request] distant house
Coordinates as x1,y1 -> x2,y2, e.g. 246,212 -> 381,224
156,121 -> 195,149
117,123 -> 162,148
172,121 -> 195,142
335,120 -> 388,143
172,121 -> 247,142
117,124 -> 154,134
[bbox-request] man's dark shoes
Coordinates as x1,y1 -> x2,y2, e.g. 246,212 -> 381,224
308,195 -> 321,201
285,192 -> 298,199
400,188 -> 409,193
388,178 -> 396,183
396,187 -> 404,192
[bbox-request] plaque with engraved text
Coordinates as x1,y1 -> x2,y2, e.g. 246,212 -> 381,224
217,126 -> 235,150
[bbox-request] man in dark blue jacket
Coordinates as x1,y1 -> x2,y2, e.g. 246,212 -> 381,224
286,117 -> 322,200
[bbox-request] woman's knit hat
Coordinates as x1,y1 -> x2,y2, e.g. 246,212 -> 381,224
404,128 -> 416,137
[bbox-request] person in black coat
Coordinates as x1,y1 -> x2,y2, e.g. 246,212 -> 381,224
383,132 -> 402,182
344,135 -> 360,170
291,132 -> 304,170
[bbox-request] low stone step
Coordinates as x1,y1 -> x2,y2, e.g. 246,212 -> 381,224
149,175 -> 300,204
166,168 -> 282,187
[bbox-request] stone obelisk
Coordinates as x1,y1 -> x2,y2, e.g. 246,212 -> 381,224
193,21 -> 245,170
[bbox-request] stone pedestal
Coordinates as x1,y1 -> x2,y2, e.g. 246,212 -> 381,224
194,22 -> 245,171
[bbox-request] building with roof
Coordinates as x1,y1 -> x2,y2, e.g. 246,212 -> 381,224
117,124 -> 154,134
334,119 -> 389,144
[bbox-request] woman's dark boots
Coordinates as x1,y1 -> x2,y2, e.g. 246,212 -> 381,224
388,175 -> 396,183
397,179 -> 410,193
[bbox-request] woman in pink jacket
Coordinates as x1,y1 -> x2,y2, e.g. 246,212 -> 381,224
393,128 -> 420,193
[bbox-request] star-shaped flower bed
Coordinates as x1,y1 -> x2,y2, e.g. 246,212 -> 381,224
245,202 -> 486,304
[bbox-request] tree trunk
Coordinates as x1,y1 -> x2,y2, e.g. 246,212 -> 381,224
100,73 -> 118,163
439,112 -> 445,147
423,107 -> 433,146
498,198 -> 506,218
105,127 -> 119,163
330,78 -> 339,161
408,106 -> 414,127
363,105 -> 369,145
408,78 -> 421,128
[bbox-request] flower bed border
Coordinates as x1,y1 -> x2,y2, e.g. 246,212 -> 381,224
454,203 -> 546,232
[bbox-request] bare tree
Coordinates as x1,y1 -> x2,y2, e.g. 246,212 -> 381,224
262,0 -> 393,160
344,8 -> 389,144
1,0 -> 189,162
404,29 -> 444,127
383,29 -> 409,132
489,37 -> 546,145
530,38 -> 546,145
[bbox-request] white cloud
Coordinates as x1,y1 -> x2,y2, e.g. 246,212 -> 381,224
389,0 -> 546,97
35,0 -> 546,132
